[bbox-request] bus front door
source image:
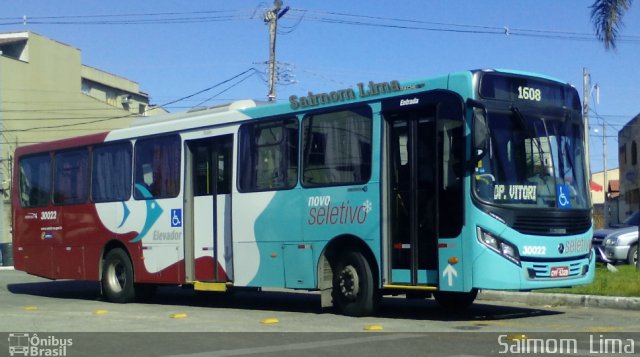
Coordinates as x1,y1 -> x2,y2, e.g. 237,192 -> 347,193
383,91 -> 464,288
185,135 -> 234,283
385,106 -> 439,285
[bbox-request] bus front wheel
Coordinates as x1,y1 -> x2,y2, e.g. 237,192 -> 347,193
433,289 -> 478,310
332,251 -> 377,317
101,248 -> 136,303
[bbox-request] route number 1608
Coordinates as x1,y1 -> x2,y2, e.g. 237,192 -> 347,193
517,86 -> 542,102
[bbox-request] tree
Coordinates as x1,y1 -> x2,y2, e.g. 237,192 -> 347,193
590,0 -> 634,50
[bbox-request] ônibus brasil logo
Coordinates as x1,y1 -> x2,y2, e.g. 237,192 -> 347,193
8,333 -> 73,357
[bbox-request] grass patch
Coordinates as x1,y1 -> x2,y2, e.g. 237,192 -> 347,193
538,264 -> 640,297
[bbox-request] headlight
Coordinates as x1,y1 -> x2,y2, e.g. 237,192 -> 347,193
477,227 -> 520,265
604,237 -> 618,246
478,228 -> 499,250
500,242 -> 520,264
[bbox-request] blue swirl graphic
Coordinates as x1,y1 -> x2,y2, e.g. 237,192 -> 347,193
129,184 -> 164,243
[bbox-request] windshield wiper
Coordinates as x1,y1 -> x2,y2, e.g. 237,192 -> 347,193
511,106 -> 547,174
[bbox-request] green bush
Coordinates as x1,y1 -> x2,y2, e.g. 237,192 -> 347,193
539,264 -> 640,297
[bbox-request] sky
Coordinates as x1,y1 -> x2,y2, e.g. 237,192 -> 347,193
2,0 -> 639,173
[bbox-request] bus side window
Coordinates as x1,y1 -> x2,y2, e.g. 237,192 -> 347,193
53,149 -> 89,205
133,135 -> 181,199
193,136 -> 233,196
92,142 -> 132,202
301,107 -> 372,187
238,117 -> 298,192
19,154 -> 52,207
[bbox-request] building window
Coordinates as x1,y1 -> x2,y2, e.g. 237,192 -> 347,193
238,117 -> 298,192
106,90 -> 117,106
134,135 -> 181,199
632,141 -> 638,166
92,142 -> 132,202
81,81 -> 91,95
0,39 -> 27,61
620,144 -> 627,166
301,107 -> 372,187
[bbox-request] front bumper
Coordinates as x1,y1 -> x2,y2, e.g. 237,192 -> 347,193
594,246 -> 612,263
602,244 -> 631,262
473,249 -> 595,290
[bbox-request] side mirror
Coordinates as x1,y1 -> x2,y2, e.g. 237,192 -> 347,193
466,99 -> 489,171
473,107 -> 489,159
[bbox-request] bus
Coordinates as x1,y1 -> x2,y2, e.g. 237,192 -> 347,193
12,69 -> 594,316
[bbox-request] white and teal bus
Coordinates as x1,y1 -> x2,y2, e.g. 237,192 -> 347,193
12,69 -> 594,316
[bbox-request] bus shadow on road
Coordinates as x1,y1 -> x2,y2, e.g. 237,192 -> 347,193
375,296 -> 563,323
8,280 -> 562,323
8,280 -> 102,301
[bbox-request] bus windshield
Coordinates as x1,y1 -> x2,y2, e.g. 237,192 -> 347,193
474,107 -> 589,209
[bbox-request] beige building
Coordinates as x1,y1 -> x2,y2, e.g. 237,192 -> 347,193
618,113 -> 640,223
0,31 -> 165,248
590,168 -> 620,228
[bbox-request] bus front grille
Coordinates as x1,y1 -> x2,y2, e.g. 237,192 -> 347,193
513,212 -> 591,236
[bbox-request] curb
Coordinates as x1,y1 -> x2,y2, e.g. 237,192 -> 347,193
478,290 -> 640,311
0,266 -> 15,271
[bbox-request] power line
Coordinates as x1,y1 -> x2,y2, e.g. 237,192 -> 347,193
190,69 -> 258,108
285,8 -> 640,44
5,6 -> 639,44
0,9 -> 253,26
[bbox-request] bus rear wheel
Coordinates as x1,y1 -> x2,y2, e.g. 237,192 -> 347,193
101,248 -> 136,303
433,289 -> 478,310
332,251 -> 377,317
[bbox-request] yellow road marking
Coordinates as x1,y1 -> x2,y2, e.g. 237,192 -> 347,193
364,324 -> 383,331
586,326 -> 620,332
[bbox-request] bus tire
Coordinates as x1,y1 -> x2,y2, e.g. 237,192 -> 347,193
332,250 -> 377,317
101,248 -> 136,303
433,288 -> 478,310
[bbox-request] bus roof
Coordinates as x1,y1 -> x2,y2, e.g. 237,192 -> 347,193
13,69 -> 573,157
14,132 -> 109,157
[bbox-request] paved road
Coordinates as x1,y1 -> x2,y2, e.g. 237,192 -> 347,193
2,270 -> 640,356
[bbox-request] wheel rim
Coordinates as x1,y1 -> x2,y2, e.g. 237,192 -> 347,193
338,265 -> 360,300
106,261 -> 126,293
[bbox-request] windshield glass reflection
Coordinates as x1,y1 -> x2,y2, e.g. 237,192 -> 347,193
474,108 -> 589,209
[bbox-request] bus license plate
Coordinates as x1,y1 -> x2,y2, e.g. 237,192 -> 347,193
550,266 -> 569,278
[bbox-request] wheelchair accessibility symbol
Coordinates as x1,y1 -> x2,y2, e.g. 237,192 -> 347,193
171,209 -> 182,227
556,185 -> 571,209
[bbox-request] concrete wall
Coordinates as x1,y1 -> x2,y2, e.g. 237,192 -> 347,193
618,114 -> 640,221
0,31 -> 158,245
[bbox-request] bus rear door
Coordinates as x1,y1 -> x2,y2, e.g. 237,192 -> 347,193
184,135 -> 234,283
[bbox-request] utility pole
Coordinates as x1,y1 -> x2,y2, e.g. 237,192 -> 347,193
602,113 -> 608,227
584,69 -> 608,227
264,0 -> 289,102
583,68 -> 591,180
592,83 -> 607,227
